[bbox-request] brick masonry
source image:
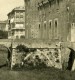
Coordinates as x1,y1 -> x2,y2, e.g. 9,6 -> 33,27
24,0 -> 75,42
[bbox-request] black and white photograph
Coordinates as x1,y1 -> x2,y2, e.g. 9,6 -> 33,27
0,0 -> 75,80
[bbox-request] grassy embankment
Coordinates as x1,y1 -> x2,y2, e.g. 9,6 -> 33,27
0,48 -> 75,80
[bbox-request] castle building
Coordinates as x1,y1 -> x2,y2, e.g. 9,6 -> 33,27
7,6 -> 25,39
24,0 -> 75,42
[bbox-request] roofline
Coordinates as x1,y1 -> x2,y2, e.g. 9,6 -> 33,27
7,6 -> 25,16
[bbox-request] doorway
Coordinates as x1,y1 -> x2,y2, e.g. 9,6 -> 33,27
67,48 -> 75,70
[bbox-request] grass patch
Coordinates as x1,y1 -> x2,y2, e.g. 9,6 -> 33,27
0,67 -> 75,80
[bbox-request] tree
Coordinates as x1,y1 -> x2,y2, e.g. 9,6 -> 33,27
0,30 -> 8,39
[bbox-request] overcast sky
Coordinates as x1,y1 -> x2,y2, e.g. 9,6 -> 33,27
0,0 -> 24,21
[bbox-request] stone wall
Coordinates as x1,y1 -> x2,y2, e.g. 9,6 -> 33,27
0,39 -> 75,70
10,41 -> 75,70
24,0 -> 72,41
12,39 -> 61,48
11,48 -> 62,69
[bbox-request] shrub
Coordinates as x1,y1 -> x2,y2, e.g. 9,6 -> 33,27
16,45 -> 37,53
16,44 -> 29,53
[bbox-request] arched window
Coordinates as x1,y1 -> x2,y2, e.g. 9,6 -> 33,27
49,20 -> 52,39
49,21 -> 51,29
54,19 -> 58,38
39,23 -> 40,29
44,21 -> 46,30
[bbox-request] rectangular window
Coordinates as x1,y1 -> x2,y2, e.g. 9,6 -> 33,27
16,12 -> 19,18
20,12 -> 23,18
49,21 -> 51,29
49,20 -> 52,39
54,19 -> 58,39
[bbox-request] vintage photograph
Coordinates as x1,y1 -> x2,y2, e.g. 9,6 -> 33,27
0,0 -> 75,80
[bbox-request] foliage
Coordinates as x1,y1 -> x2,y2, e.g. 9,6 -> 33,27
16,44 -> 36,53
16,44 -> 29,53
0,30 -> 8,39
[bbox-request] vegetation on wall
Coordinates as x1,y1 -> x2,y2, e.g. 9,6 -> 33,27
16,44 -> 36,53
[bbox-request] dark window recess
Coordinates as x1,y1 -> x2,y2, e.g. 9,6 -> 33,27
55,20 -> 58,38
9,20 -> 10,24
12,31 -> 14,35
55,21 -> 57,28
44,23 -> 46,30
39,24 -> 40,29
50,22 -> 51,29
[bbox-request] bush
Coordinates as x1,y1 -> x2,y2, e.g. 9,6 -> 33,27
16,45 -> 37,53
0,30 -> 8,39
16,44 -> 29,53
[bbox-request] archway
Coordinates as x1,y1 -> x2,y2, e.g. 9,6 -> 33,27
67,48 -> 75,70
0,44 -> 12,68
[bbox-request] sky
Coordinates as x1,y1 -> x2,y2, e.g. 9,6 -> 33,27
0,0 -> 24,21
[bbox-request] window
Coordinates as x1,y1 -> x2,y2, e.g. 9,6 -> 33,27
16,15 -> 19,18
49,21 -> 51,29
55,21 -> 57,28
12,23 -> 15,28
12,31 -> 14,36
15,24 -> 23,28
16,36 -> 19,39
20,15 -> 23,18
44,23 -> 46,29
44,21 -> 46,30
8,20 -> 10,24
71,23 -> 75,28
16,12 -> 19,18
54,19 -> 58,38
39,23 -> 40,29
49,20 -> 52,39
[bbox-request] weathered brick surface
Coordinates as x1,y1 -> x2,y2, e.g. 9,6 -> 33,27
24,0 -> 75,42
11,48 -> 62,69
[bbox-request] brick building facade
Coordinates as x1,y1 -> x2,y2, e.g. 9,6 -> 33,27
24,0 -> 75,42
